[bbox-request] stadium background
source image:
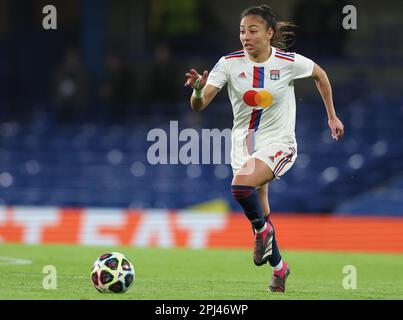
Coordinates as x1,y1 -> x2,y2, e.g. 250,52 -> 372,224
1,0 -> 403,253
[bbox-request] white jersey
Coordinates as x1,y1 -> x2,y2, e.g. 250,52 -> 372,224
206,46 -> 314,170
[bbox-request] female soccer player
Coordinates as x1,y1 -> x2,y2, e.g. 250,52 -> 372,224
184,5 -> 344,293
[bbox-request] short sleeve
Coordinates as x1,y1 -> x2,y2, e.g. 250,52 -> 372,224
206,57 -> 228,90
292,53 -> 314,80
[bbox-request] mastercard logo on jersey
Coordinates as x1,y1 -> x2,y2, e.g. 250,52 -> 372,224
243,90 -> 273,108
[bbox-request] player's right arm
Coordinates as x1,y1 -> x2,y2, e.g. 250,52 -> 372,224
184,69 -> 220,112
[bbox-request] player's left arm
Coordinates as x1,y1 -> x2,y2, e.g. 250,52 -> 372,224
311,63 -> 345,141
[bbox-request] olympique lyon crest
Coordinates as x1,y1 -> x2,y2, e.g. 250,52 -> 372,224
270,70 -> 280,80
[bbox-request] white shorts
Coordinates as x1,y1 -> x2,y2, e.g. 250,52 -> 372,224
232,143 -> 297,179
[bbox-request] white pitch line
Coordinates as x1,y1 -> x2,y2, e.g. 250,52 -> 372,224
0,256 -> 33,266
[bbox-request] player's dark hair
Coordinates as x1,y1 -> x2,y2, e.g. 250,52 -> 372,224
241,5 -> 296,50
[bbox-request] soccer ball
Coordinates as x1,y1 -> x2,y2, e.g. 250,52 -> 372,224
91,252 -> 135,293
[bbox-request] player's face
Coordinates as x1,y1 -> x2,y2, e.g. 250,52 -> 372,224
240,15 -> 273,57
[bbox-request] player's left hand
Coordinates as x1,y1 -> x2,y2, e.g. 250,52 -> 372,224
328,117 -> 344,141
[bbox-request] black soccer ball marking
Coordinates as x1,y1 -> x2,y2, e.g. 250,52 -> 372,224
91,271 -> 99,286
104,258 -> 119,270
99,253 -> 112,261
100,270 -> 114,285
109,281 -> 123,293
125,274 -> 133,288
121,259 -> 132,271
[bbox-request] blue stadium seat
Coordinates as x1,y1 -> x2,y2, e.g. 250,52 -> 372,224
1,93 -> 402,214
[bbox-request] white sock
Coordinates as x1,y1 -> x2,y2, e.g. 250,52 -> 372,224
255,222 -> 267,233
273,260 -> 283,271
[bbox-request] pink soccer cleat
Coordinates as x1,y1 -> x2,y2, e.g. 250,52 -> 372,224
253,222 -> 274,266
268,261 -> 291,293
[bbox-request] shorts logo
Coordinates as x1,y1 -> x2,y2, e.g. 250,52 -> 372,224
243,90 -> 273,108
270,70 -> 280,80
269,150 -> 283,162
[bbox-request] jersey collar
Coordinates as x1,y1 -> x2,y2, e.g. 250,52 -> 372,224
245,46 -> 275,66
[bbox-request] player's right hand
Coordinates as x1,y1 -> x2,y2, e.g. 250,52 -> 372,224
184,69 -> 208,90
328,117 -> 345,141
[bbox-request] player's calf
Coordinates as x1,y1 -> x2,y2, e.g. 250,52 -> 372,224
231,185 -> 266,231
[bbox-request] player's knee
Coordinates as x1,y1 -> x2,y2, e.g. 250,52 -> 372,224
231,175 -> 242,187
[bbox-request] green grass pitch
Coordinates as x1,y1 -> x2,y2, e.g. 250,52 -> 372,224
1,243 -> 402,300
